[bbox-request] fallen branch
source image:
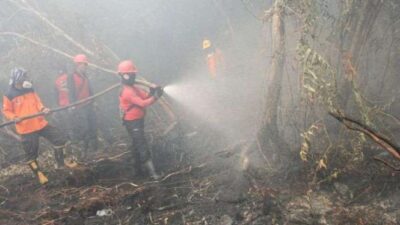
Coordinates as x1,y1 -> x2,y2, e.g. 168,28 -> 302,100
155,202 -> 192,211
93,151 -> 130,163
161,163 -> 207,182
329,111 -> 400,160
161,166 -> 193,182
114,182 -> 139,190
0,209 -> 26,221
0,185 -> 10,194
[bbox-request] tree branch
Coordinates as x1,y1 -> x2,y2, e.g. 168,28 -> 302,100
329,111 -> 400,161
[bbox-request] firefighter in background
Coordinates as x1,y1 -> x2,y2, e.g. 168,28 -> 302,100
54,68 -> 74,140
55,54 -> 113,159
55,54 -> 96,158
117,60 -> 163,179
2,68 -> 71,185
203,39 -> 225,78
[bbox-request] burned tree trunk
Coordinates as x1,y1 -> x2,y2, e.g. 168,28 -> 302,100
258,0 -> 288,161
348,0 -> 383,68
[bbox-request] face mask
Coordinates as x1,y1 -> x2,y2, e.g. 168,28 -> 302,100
22,81 -> 33,89
77,63 -> 88,75
121,74 -> 136,85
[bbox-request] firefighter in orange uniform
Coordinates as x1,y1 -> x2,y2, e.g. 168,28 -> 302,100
2,68 -> 70,185
117,60 -> 163,179
203,39 -> 225,78
67,54 -> 97,157
55,54 -> 114,158
54,68 -> 74,140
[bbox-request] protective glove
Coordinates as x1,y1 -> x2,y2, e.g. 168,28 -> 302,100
149,87 -> 157,97
154,86 -> 164,99
41,107 -> 51,114
68,106 -> 76,113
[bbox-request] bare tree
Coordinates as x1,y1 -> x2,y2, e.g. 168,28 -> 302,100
258,0 -> 289,161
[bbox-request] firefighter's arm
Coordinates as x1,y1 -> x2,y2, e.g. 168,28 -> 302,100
139,87 -> 161,100
137,88 -> 150,99
128,95 -> 155,108
2,96 -> 17,120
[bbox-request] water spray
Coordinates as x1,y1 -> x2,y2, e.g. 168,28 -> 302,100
163,84 -> 179,98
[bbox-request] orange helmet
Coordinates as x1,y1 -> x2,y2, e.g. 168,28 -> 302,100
73,54 -> 88,64
118,60 -> 138,73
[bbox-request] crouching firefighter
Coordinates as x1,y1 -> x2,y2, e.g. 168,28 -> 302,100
117,60 -> 163,179
2,68 -> 75,185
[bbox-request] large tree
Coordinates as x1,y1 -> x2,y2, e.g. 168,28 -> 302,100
258,0 -> 288,161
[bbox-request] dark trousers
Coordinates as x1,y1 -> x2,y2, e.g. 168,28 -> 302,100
124,119 -> 150,165
56,111 -> 74,140
21,124 -> 67,162
72,104 -> 98,151
96,109 -> 115,145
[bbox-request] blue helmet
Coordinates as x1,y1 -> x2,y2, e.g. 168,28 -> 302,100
9,68 -> 27,86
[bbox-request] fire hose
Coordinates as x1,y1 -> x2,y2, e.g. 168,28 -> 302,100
0,80 -> 164,129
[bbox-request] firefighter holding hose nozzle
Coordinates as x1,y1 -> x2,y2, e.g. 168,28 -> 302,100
117,60 -> 163,179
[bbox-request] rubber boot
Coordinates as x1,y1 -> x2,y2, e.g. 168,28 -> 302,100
54,147 -> 65,169
62,142 -> 78,168
144,160 -> 160,180
64,156 -> 78,168
28,160 -> 48,185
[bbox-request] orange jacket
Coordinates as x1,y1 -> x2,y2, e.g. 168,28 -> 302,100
2,88 -> 48,134
70,72 -> 92,102
55,72 -> 92,107
54,73 -> 70,106
206,48 -> 225,78
119,85 -> 155,121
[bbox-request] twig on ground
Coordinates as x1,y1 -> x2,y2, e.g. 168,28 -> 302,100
115,182 -> 139,190
256,138 -> 273,170
161,163 -> 207,182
